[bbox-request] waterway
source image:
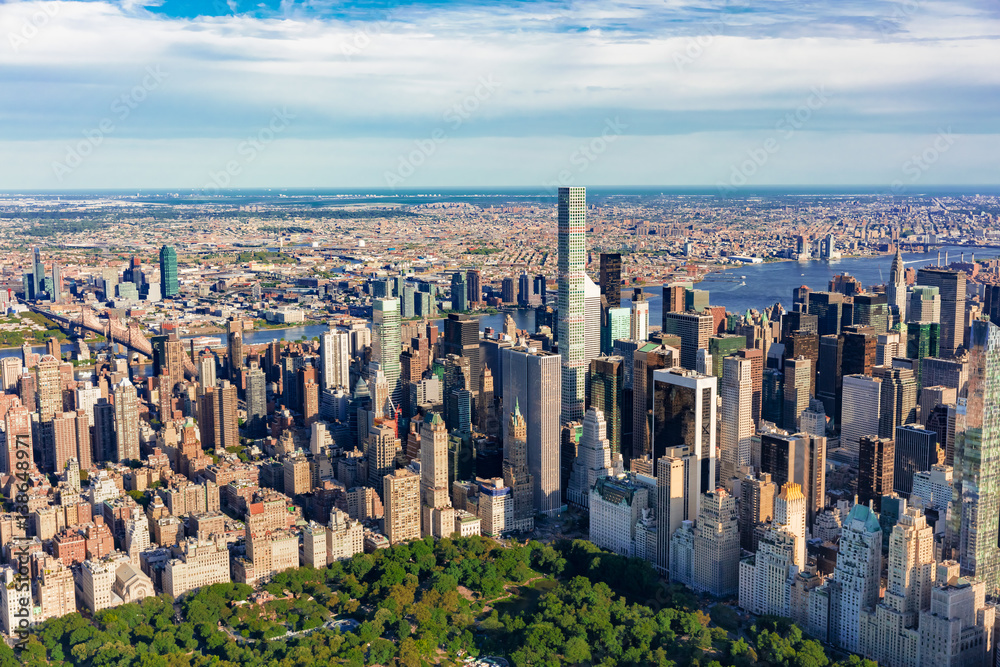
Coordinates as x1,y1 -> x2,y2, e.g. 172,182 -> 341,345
2,244 -> 995,367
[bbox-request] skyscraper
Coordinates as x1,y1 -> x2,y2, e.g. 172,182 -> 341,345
829,504 -> 883,653
451,272 -> 469,312
875,365 -> 918,438
758,427 -> 826,527
782,356 -> 811,432
159,245 -> 179,298
567,407 -> 619,508
651,368 -> 716,510
737,471 -> 776,552
916,267 -> 966,357
663,311 -> 714,371
774,482 -> 807,569
113,378 -> 140,462
503,401 -> 535,532
629,291 -> 649,343
955,319 -> 1000,594
858,435 -> 894,511
246,362 -> 267,437
893,424 -> 937,498
887,247 -> 907,326
373,297 -> 402,409
588,356 -> 623,458
320,328 -> 350,391
442,313 -> 481,393
599,253 -> 621,309
841,374 -> 883,460
500,346 -> 562,515
34,354 -> 61,419
32,246 -> 44,301
557,186 -> 587,423
720,355 -> 753,487
420,413 -> 454,538
692,489 -> 740,597
466,269 -> 482,305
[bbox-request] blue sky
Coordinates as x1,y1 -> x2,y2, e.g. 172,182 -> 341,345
0,0 -> 997,189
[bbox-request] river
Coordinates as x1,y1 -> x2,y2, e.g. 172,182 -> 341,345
3,244 -> 994,368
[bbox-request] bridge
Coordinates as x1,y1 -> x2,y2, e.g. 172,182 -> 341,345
30,305 -> 198,379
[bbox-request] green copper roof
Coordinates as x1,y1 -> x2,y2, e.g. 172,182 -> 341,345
513,397 -> 521,420
430,412 -> 444,426
846,503 -> 882,533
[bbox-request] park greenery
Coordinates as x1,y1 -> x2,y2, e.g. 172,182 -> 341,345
6,537 -> 876,667
0,312 -> 67,348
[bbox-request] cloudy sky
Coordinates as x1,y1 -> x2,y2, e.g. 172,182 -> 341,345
0,0 -> 997,190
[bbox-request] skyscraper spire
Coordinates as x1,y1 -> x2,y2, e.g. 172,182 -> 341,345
887,245 -> 907,325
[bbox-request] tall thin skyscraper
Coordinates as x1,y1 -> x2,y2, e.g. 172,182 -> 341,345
503,401 -> 535,532
720,355 -> 753,487
956,319 -> 1000,594
320,328 -> 350,390
373,297 -> 402,409
829,504 -> 882,654
246,362 -> 267,437
557,186 -> 587,423
841,374 -> 882,460
32,246 -> 44,301
663,311 -> 714,371
774,482 -> 807,569
113,378 -> 140,462
858,435 -> 894,511
159,245 -> 178,298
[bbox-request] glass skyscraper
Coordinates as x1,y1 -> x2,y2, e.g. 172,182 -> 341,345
159,245 -> 179,298
373,297 -> 402,410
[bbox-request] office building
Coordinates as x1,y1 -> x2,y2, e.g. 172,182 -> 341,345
245,362 -> 266,437
655,446 -> 697,574
558,186 -> 587,423
759,427 -> 826,526
808,291 -> 845,336
708,334 -> 746,379
159,245 -> 178,298
451,272 -> 468,312
599,253 -> 621,309
909,285 -> 941,325
799,398 -> 826,438
603,306 -> 630,355
662,311 -> 714,371
383,468 -> 420,545
894,425 -> 938,498
587,356 -> 623,458
720,355 -> 753,487
875,365 -> 917,438
859,435 -> 895,511
366,421 -> 401,490
651,368 -> 716,508
854,293 -> 890,334
841,374 -> 882,460
922,356 -> 968,398
466,269 -> 482,305
420,414 -> 454,538
632,343 -> 677,464
443,313 -> 481,393
817,334 -> 843,425
783,356 -> 811,432
500,346 -> 561,515
916,268 -> 966,357
629,296 -> 649,344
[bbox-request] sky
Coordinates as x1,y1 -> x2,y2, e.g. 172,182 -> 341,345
0,0 -> 998,190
